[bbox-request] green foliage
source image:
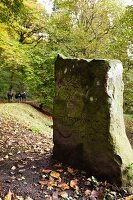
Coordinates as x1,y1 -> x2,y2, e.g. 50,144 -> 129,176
0,0 -> 133,112
0,0 -> 50,106
123,163 -> 133,186
0,22 -> 31,97
24,46 -> 55,110
31,126 -> 40,134
11,0 -> 48,45
106,5 -> 133,113
50,0 -> 124,58
0,0 -> 23,22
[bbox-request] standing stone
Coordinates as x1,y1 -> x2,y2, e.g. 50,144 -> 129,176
53,54 -> 133,187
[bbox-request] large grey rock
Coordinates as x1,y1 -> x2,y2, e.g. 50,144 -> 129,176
53,54 -> 133,187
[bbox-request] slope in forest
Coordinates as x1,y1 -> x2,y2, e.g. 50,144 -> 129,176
0,103 -> 132,200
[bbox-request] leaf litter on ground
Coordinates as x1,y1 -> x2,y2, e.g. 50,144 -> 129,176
0,103 -> 133,200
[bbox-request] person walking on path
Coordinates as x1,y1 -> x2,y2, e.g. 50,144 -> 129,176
21,91 -> 26,102
15,92 -> 22,103
7,89 -> 13,102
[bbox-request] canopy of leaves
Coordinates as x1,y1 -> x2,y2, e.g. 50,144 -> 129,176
0,0 -> 132,113
0,0 -> 23,22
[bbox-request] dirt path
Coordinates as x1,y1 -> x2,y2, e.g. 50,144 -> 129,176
0,103 -> 132,200
0,104 -> 53,199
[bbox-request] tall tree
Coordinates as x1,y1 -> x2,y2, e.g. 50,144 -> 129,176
112,5 -> 133,113
0,0 -> 48,101
48,0 -> 124,58
0,0 -> 132,112
0,0 -> 23,22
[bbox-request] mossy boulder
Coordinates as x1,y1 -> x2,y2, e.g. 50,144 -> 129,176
53,54 -> 133,187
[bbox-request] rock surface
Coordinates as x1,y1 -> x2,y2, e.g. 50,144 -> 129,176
53,54 -> 133,187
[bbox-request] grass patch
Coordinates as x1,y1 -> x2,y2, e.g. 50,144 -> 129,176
0,103 -> 53,135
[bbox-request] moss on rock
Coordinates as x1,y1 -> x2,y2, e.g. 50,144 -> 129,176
53,54 -> 133,187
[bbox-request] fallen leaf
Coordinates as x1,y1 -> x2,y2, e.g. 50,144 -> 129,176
45,195 -> 52,200
25,197 -> 33,200
20,176 -> 25,180
10,193 -> 18,200
58,183 -> 70,190
11,166 -> 16,170
11,176 -> 16,180
15,196 -> 24,200
18,169 -> 25,173
47,177 -> 58,190
39,180 -> 48,186
57,169 -> 63,173
100,180 -> 107,186
47,185 -> 53,190
67,167 -> 78,175
125,195 -> 133,200
50,171 -> 60,179
31,166 -> 36,169
49,176 -> 55,182
17,164 -> 25,168
59,191 -> 68,198
58,177 -> 62,183
67,167 -> 74,174
75,185 -> 79,194
49,180 -> 57,187
91,176 -> 99,186
70,179 -> 78,189
85,189 -> 91,196
8,153 -> 13,156
91,190 -> 103,198
42,169 -> 51,174
54,163 -> 62,168
4,190 -> 13,200
4,155 -> 9,159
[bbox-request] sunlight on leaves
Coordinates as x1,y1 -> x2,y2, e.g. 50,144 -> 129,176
58,182 -> 70,190
125,195 -> 133,200
4,190 -> 13,200
50,171 -> 60,179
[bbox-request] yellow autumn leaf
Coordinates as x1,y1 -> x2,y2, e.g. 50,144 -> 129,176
50,171 -> 60,179
48,176 -> 58,189
4,190 -> 13,200
58,182 -> 70,190
125,195 -> 133,200
47,185 -> 53,190
49,181 -> 57,187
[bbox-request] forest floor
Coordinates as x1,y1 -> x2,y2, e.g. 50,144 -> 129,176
0,103 -> 133,200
